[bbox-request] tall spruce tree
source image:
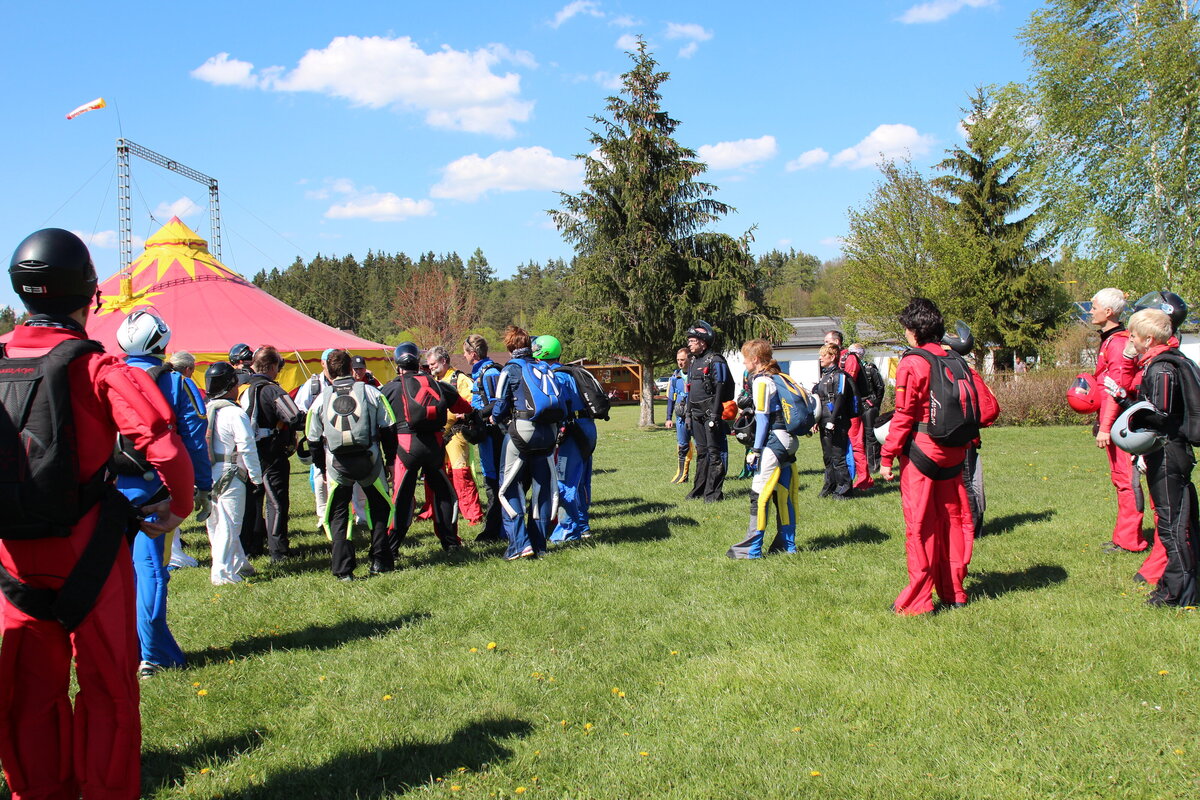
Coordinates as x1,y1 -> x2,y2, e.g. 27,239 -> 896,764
552,39 -> 785,426
933,89 -> 1067,360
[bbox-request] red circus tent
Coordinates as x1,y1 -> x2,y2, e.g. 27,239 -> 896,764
82,217 -> 395,391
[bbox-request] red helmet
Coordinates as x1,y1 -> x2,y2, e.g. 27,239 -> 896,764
1066,373 -> 1100,414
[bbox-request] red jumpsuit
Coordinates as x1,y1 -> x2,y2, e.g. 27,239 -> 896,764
0,322 -> 193,800
881,343 -> 997,614
1095,326 -> 1147,552
839,350 -> 875,490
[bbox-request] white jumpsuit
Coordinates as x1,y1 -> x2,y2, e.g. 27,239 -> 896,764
207,401 -> 265,585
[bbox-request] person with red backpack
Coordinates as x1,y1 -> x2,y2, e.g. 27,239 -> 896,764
880,298 -> 998,614
380,343 -> 474,560
0,229 -> 195,800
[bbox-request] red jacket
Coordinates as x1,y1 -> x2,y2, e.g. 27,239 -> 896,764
4,323 -> 194,519
881,343 -> 998,467
1095,325 -> 1134,434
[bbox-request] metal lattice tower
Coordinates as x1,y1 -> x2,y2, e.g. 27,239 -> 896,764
116,138 -> 221,276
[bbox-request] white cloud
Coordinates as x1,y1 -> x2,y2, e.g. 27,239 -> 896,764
72,230 -> 145,251
615,33 -> 640,50
326,194 -> 433,222
665,22 -> 713,58
551,1 -> 604,28
786,148 -> 830,171
191,36 -> 536,137
697,135 -> 777,170
819,236 -> 844,249
590,71 -> 623,90
830,124 -> 936,169
431,146 -> 583,202
898,0 -> 996,24
314,178 -> 433,222
611,15 -> 639,27
190,53 -> 260,88
153,196 -> 202,220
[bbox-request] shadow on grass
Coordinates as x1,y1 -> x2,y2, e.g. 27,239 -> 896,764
804,524 -> 888,551
969,564 -> 1068,600
590,495 -> 644,507
591,501 -> 675,520
602,515 -> 696,543
979,509 -> 1056,537
239,718 -> 533,800
186,613 -> 431,667
402,541 -> 508,571
144,729 -> 265,794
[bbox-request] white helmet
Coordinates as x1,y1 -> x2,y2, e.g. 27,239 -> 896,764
874,410 -> 894,443
1112,401 -> 1166,455
116,310 -> 171,356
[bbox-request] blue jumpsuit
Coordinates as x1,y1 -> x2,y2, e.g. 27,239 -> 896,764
548,363 -> 597,542
118,355 -> 212,668
491,352 -> 559,558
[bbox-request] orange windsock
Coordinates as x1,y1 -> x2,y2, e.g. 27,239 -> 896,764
66,97 -> 106,120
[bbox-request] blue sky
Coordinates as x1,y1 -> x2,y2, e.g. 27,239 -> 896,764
0,0 -> 1044,311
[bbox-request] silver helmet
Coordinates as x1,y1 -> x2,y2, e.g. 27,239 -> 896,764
1112,401 -> 1166,455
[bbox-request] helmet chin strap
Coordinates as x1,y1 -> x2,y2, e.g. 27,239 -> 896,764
94,289 -> 102,312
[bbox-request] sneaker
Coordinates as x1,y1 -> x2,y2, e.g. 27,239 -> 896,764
336,574 -> 355,582
506,545 -> 535,561
238,564 -> 258,577
138,661 -> 159,680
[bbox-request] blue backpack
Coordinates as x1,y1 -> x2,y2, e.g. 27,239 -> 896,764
773,373 -> 815,436
515,359 -> 566,424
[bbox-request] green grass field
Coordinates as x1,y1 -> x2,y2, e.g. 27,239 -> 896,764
38,405 -> 1200,798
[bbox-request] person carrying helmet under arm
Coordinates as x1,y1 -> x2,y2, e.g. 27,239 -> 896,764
685,321 -> 735,503
310,349 -> 398,579
239,345 -> 305,564
665,347 -> 694,484
880,298 -> 997,615
727,339 -> 802,558
202,362 -> 263,585
1117,308 -> 1200,606
0,229 -> 194,800
1089,287 -> 1149,554
426,345 -> 485,525
380,343 -> 473,560
114,310 -> 213,679
465,334 -> 506,543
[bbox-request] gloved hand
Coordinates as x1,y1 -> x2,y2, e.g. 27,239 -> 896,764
1123,338 -> 1139,359
1102,376 -> 1127,401
194,489 -> 212,523
824,421 -> 835,431
746,450 -> 761,469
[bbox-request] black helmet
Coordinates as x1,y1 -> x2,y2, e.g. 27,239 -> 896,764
9,228 -> 98,314
228,343 -> 253,364
942,320 -> 974,356
205,361 -> 239,398
732,412 -> 757,446
393,341 -> 420,370
686,320 -> 714,346
1133,290 -> 1188,333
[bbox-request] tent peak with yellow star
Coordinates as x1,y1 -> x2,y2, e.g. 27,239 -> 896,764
86,216 -> 394,391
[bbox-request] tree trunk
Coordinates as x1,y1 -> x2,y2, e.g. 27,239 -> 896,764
639,359 -> 656,427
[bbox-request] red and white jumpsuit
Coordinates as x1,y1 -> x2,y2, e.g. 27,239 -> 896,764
881,343 -> 997,614
1095,325 -> 1148,552
0,322 -> 193,800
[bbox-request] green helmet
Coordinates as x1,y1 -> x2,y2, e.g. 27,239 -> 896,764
532,335 -> 562,360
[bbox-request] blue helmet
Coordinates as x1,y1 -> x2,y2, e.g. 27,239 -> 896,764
393,341 -> 420,370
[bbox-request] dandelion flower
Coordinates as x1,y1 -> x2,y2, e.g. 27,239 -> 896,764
227,659 -> 235,665
200,768 -> 210,774
319,676 -> 327,682
792,727 -> 802,732
618,691 -> 625,698
1174,749 -> 1185,755
382,694 -> 394,701
611,687 -> 619,695
450,785 -> 461,792
469,647 -> 478,653
487,642 -> 497,650
1159,670 -> 1169,675
196,689 -> 208,697
192,682 -> 201,687
639,751 -> 649,757
457,767 -> 467,773
560,720 -> 567,727
515,788 -> 527,795
670,650 -> 679,655
584,723 -> 593,731
810,771 -> 821,777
